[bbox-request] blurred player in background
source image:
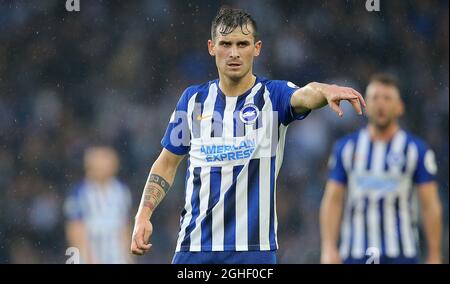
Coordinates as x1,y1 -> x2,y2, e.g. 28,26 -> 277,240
320,74 -> 442,264
64,146 -> 132,264
130,6 -> 365,264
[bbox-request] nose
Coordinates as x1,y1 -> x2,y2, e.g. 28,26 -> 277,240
229,46 -> 240,59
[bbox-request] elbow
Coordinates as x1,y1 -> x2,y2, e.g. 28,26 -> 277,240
152,152 -> 182,177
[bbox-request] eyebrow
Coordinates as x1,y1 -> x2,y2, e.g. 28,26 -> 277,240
218,40 -> 251,45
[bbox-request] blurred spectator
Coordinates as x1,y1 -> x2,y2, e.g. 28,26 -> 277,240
64,146 -> 132,264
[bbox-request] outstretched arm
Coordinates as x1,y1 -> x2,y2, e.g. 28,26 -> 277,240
131,148 -> 185,255
291,82 -> 366,117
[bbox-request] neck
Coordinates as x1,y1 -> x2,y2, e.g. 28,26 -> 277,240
218,72 -> 256,97
368,122 -> 400,141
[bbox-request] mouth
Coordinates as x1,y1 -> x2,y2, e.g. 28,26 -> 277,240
227,62 -> 242,68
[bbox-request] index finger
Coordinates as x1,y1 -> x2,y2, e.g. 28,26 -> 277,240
351,89 -> 366,108
131,239 -> 144,255
135,229 -> 152,250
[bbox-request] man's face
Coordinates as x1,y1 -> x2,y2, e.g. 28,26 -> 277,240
84,147 -> 119,181
208,25 -> 262,82
365,82 -> 404,130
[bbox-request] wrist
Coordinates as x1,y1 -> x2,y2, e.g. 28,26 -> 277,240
136,207 -> 152,221
311,82 -> 330,108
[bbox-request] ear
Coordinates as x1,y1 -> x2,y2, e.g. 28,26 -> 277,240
208,39 -> 215,56
254,40 -> 262,57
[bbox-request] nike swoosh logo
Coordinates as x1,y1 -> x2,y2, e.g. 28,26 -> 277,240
196,114 -> 213,121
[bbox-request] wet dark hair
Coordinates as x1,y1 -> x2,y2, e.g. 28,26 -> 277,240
211,6 -> 258,42
369,73 -> 400,91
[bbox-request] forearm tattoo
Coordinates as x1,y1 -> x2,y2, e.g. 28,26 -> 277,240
141,174 -> 171,211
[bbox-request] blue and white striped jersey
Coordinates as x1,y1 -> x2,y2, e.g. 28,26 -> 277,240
328,128 -> 437,259
64,178 -> 132,263
161,77 -> 310,252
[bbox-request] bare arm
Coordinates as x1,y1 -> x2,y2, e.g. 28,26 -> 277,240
320,180 -> 347,264
291,82 -> 366,116
66,220 -> 95,263
417,182 -> 442,264
131,148 -> 185,255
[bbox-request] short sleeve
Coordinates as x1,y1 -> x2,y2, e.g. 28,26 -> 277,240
161,88 -> 192,155
266,80 -> 311,125
413,142 -> 437,184
328,139 -> 348,185
64,188 -> 83,221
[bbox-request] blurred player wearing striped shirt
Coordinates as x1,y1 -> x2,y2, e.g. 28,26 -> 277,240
131,7 -> 366,264
320,74 -> 442,264
64,146 -> 132,264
